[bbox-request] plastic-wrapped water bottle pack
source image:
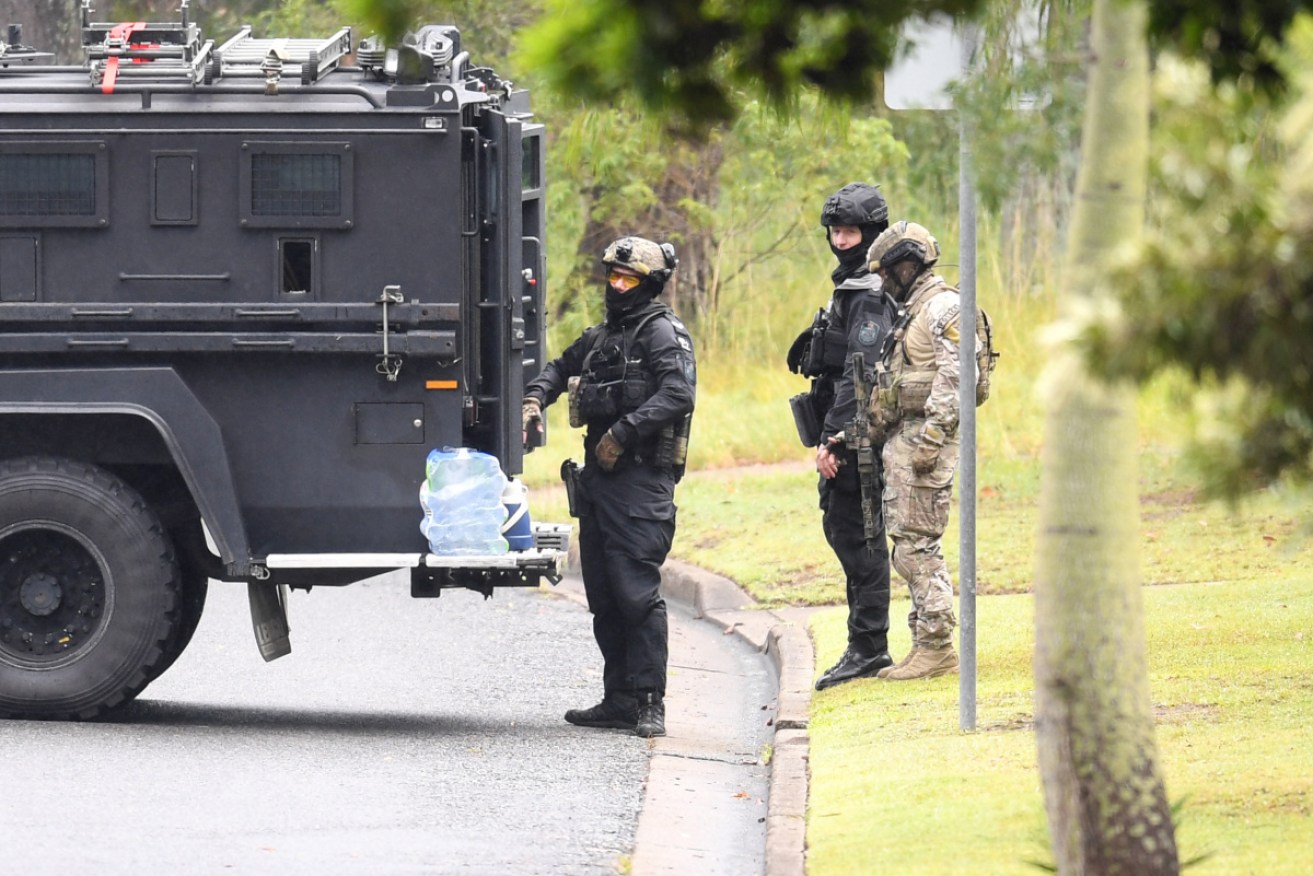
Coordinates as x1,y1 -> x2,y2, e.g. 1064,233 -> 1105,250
420,447 -> 508,555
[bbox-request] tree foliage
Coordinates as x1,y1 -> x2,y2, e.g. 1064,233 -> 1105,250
953,0 -> 1090,212
541,92 -> 907,340
519,0 -> 987,128
1148,0 -> 1309,92
1076,14 -> 1313,495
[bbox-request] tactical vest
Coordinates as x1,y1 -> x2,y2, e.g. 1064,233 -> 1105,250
797,274 -> 882,379
572,308 -> 692,472
876,279 -> 998,419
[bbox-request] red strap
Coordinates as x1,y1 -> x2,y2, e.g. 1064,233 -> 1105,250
101,22 -> 145,94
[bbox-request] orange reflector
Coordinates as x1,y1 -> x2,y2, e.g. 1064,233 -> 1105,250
425,380 -> 459,390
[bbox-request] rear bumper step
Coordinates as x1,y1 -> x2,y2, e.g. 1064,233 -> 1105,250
261,521 -> 572,581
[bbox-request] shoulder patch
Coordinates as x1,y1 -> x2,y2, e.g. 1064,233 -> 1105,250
857,319 -> 880,347
925,292 -> 961,342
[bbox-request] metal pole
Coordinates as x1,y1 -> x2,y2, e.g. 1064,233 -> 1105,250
957,23 -> 979,732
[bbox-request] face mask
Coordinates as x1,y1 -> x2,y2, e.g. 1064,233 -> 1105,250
831,242 -> 867,273
606,283 -> 656,314
882,261 -> 922,302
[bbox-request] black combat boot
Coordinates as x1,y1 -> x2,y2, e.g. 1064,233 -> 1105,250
565,694 -> 639,730
815,648 -> 894,691
634,690 -> 665,738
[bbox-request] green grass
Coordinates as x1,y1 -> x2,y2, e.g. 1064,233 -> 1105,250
807,578 -> 1313,876
674,462 -> 836,605
657,436 -> 1311,605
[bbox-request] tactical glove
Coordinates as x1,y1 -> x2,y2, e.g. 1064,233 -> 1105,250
596,429 -> 624,472
522,398 -> 544,446
911,423 -> 946,476
911,441 -> 939,476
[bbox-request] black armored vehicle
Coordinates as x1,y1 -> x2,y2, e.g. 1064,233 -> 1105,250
0,3 -> 564,719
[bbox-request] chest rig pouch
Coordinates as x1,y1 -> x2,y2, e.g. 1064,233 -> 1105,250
868,304 -> 914,438
787,306 -> 849,381
574,311 -> 665,425
809,307 -> 850,376
786,302 -> 853,447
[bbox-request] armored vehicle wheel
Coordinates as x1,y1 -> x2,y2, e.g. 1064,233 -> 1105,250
0,457 -> 182,720
146,561 -> 208,684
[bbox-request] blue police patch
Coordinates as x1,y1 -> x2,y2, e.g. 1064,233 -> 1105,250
682,357 -> 696,385
857,319 -> 879,347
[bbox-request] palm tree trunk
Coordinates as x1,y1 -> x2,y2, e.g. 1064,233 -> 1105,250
1033,1 -> 1180,873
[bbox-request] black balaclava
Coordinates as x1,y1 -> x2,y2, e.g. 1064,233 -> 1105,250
829,224 -> 884,285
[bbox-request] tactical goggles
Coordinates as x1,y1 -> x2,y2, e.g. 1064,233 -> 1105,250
607,269 -> 643,291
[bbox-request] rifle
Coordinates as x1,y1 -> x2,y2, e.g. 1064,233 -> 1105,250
848,352 -> 880,554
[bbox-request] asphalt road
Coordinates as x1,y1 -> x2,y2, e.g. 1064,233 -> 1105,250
0,573 -> 655,875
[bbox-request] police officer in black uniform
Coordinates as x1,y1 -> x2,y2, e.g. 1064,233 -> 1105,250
523,236 -> 695,738
787,183 -> 897,690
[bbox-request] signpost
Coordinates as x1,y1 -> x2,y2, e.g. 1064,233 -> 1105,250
884,19 -> 981,731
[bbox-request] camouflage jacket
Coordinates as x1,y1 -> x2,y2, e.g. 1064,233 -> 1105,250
887,271 -> 976,440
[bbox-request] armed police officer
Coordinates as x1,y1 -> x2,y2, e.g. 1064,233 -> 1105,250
866,221 -> 968,681
787,183 -> 898,690
522,236 -> 695,738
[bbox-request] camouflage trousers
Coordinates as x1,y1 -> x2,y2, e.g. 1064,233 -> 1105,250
881,423 -> 959,650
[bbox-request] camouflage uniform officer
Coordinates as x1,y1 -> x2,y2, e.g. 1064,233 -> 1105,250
866,221 -> 966,680
787,183 -> 897,690
522,236 -> 695,738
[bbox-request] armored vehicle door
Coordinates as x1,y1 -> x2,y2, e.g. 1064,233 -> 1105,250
469,111 -> 546,475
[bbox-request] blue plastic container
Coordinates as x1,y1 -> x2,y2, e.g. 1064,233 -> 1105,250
501,479 -> 533,551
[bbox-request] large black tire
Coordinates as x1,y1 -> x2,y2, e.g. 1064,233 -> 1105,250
0,456 -> 182,720
146,551 -> 209,683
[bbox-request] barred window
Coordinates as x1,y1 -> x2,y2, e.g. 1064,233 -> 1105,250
250,153 -> 341,217
240,142 -> 353,229
0,153 -> 97,217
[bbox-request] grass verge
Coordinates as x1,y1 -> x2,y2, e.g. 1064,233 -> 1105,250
807,577 -> 1312,875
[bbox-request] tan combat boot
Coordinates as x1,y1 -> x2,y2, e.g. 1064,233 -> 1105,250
877,648 -> 919,678
882,646 -> 958,680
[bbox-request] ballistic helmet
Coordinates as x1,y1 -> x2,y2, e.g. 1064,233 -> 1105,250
867,220 -> 940,273
819,182 -> 888,229
602,236 -> 678,283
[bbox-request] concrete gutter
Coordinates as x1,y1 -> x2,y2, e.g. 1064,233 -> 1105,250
659,558 -> 814,876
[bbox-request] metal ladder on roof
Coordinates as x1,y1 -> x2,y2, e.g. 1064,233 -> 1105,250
80,0 -> 352,90
213,26 -> 354,85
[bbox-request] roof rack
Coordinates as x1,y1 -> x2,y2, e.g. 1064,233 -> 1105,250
80,0 -> 212,89
77,0 -> 352,92
212,26 -> 353,85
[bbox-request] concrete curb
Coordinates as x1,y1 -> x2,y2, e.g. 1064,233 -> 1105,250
661,558 -> 813,876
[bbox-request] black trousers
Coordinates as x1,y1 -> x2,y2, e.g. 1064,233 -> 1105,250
819,481 -> 891,656
577,464 -> 675,698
